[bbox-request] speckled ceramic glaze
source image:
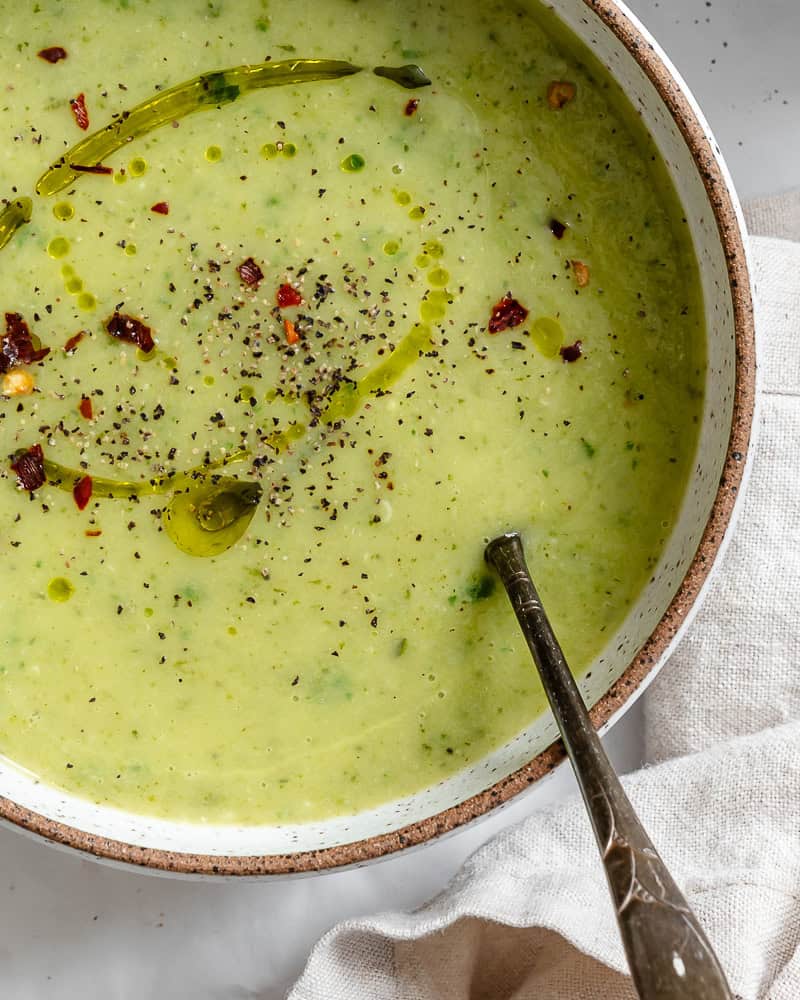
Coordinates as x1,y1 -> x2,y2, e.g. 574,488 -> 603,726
0,0 -> 756,875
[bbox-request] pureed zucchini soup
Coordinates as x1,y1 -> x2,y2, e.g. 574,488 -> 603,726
0,0 -> 703,825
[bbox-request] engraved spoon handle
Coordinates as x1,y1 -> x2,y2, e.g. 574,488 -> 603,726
485,532 -> 733,1000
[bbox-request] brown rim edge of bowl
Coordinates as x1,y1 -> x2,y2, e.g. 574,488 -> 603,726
0,0 -> 756,876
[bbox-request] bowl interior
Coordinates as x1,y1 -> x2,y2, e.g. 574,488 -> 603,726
0,0 -> 752,872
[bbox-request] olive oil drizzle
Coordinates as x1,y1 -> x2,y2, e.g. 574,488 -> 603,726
5,60 -> 437,555
323,323 -> 433,424
373,64 -> 432,89
26,450 -> 259,557
38,448 -> 250,500
36,59 -> 362,196
164,478 -> 263,557
0,198 -> 32,251
36,60 -> 432,197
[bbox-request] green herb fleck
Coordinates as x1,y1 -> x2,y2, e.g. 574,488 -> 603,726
466,575 -> 496,601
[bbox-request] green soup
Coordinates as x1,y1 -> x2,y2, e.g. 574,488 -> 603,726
0,0 -> 703,824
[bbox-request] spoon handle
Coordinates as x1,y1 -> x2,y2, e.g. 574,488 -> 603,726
485,532 -> 733,1000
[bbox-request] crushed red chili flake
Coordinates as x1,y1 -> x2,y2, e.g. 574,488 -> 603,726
63,330 -> 86,353
488,295 -> 529,334
560,340 -> 583,363
78,395 -> 93,420
284,319 -> 300,345
11,444 -> 45,492
404,98 -> 420,116
69,93 -> 89,131
0,312 -> 50,373
85,529 -> 102,537
546,80 -> 577,110
237,257 -> 264,288
38,46 -> 68,64
73,475 -> 93,511
276,282 -> 302,308
570,260 -> 590,287
150,201 -> 170,215
69,162 -> 113,175
105,312 -> 155,354
549,218 -> 568,239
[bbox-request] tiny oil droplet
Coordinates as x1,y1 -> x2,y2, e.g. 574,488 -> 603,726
113,171 -> 128,185
53,201 -> 74,222
124,243 -> 137,256
47,577 -> 74,602
128,156 -> 148,177
428,267 -> 449,287
205,145 -> 223,163
77,292 -> 97,311
203,375 -> 215,386
261,143 -> 278,160
422,239 -> 444,258
415,254 -> 431,269
60,264 -> 74,278
340,153 -> 365,173
531,316 -> 564,358
393,190 -> 411,206
408,205 -> 426,220
66,276 -> 84,294
383,240 -> 400,256
282,142 -> 297,158
47,236 -> 70,259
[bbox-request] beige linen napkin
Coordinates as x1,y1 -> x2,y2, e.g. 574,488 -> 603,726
289,196 -> 800,1000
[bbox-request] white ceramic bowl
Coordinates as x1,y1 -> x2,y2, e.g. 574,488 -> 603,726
0,0 -> 755,875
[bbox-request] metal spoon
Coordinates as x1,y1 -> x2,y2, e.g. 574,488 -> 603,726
485,531 -> 733,1000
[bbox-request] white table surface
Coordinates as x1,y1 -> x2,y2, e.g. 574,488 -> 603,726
2,3 -> 797,998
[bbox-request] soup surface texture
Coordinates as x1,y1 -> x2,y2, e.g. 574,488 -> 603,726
0,0 -> 704,824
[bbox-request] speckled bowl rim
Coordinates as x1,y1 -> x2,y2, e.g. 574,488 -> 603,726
0,0 -> 756,876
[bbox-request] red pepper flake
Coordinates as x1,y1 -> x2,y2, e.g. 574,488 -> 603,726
0,312 -> 50,373
488,295 -> 529,334
69,93 -> 90,131
38,46 -> 68,64
570,260 -> 590,287
549,218 -> 568,239
78,395 -> 93,420
237,257 -> 264,288
73,475 -> 93,511
105,312 -> 155,354
151,201 -> 170,215
560,340 -> 583,363
546,81 -> 577,110
276,282 -> 302,308
69,162 -> 113,176
63,330 -> 86,354
85,529 -> 102,537
404,98 -> 420,116
284,319 -> 300,345
11,444 -> 46,492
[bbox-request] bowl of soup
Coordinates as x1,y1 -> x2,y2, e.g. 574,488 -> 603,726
0,0 -> 754,874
